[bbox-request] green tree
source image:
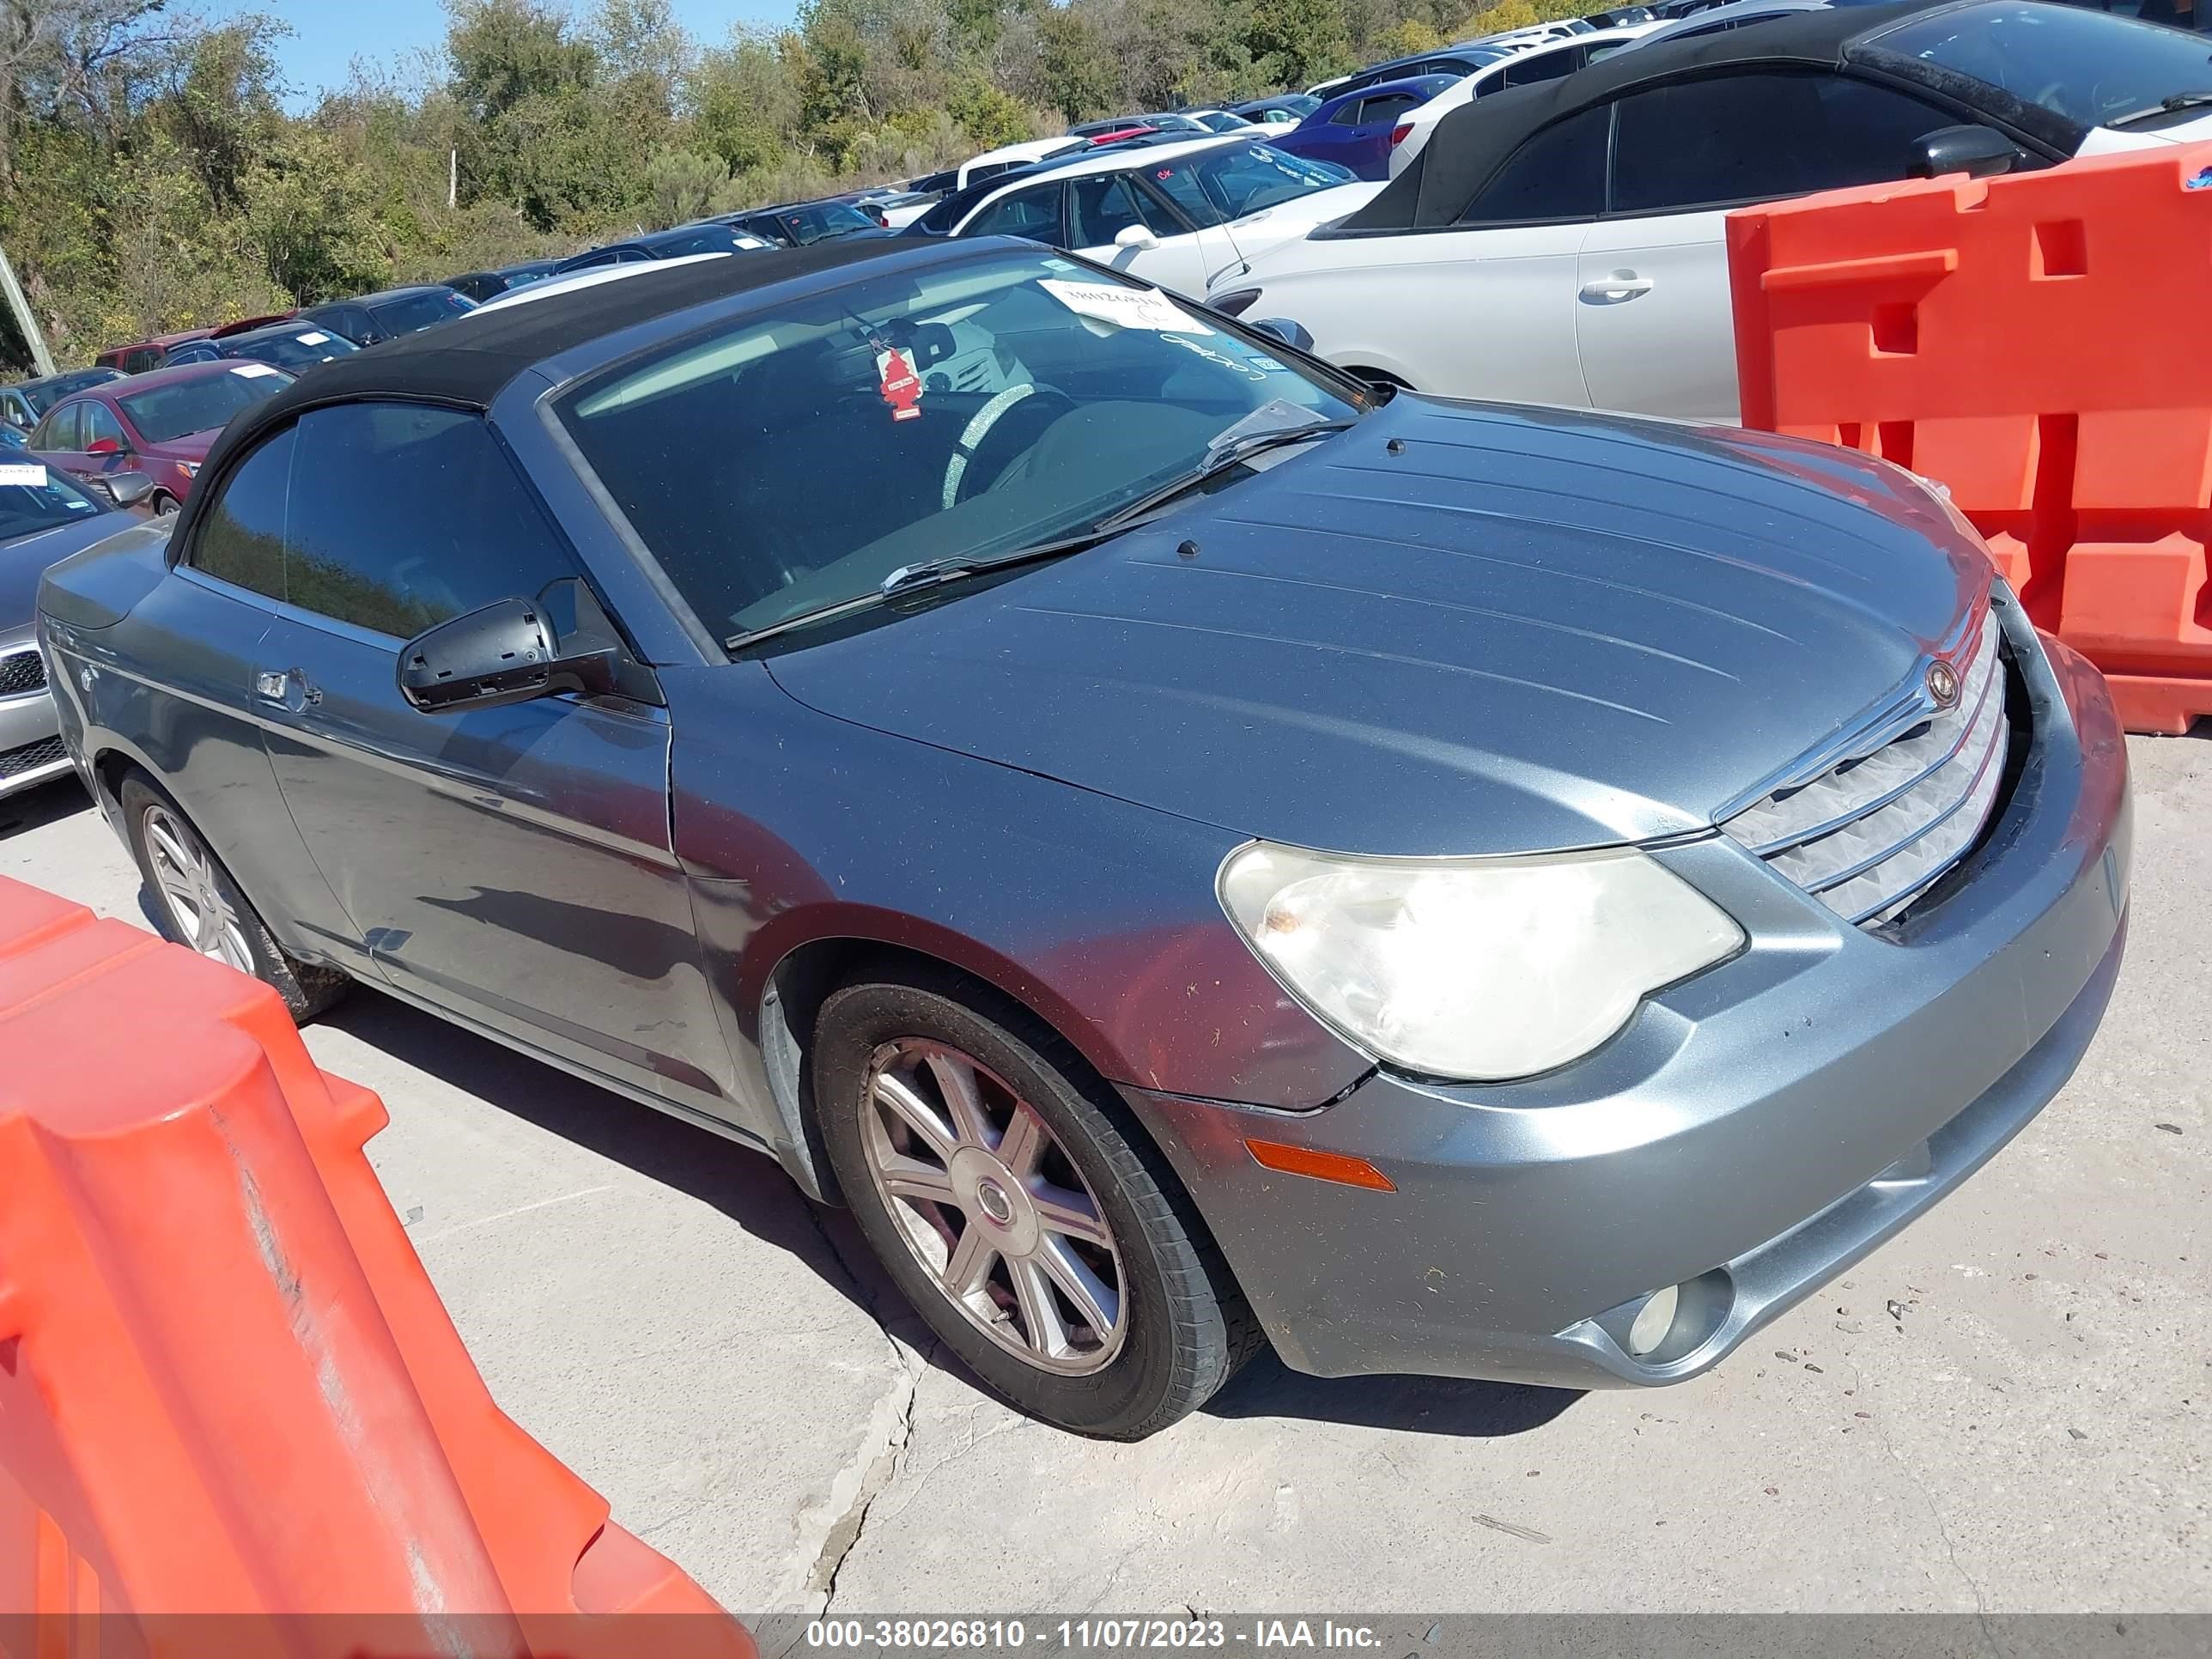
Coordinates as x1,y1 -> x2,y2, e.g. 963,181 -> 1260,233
642,146 -> 726,226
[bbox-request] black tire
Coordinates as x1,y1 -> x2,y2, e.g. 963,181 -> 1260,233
814,965 -> 1263,1439
150,491 -> 179,516
118,770 -> 349,1022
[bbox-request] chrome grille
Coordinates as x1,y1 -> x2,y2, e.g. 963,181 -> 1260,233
1723,609 -> 2009,928
0,645 -> 45,697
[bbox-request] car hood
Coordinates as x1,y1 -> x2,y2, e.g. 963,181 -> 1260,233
142,430 -> 218,462
764,397 -> 1991,856
1,510 -> 137,634
1219,182 -> 1385,270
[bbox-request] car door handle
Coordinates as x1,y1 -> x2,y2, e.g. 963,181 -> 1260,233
1580,273 -> 1655,301
254,668 -> 321,709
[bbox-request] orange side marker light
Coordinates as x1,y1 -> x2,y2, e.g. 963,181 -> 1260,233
1243,1138 -> 1396,1192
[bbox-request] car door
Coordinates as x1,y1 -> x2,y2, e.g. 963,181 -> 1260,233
1382,103 -> 1610,404
246,399 -> 729,1104
147,425 -> 349,960
1066,172 -> 1218,295
1578,70 -> 1975,422
1342,92 -> 1424,178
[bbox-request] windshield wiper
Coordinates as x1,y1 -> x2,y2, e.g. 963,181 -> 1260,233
1089,406 -> 1358,537
722,404 -> 1356,653
2109,88 -> 2212,127
724,532 -> 1115,652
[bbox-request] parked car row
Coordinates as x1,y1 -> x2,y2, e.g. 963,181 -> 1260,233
1210,0 -> 2212,420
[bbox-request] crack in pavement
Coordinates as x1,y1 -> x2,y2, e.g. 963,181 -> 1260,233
769,1199 -> 931,1625
1848,1359 -> 2000,1652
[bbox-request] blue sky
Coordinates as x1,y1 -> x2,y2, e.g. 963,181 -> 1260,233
218,1 -> 795,108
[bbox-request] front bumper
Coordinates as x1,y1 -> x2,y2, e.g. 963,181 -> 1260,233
0,639 -> 67,801
1123,608 -> 2132,1389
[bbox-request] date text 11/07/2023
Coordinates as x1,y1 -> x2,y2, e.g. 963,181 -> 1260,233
801,1620 -> 1389,1651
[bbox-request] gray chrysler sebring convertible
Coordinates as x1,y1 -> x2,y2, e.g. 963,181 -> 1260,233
36,241 -> 2130,1438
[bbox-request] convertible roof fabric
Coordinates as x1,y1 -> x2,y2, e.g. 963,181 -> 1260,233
1342,1 -> 1960,229
174,235 -> 934,549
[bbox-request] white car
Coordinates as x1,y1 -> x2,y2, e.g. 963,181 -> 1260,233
1389,24 -> 1662,177
957,137 -> 1088,191
1212,0 -> 2212,423
936,136 -> 1382,299
466,253 -> 733,313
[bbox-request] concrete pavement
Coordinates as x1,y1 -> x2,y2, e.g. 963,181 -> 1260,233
2,738 -> 2204,1613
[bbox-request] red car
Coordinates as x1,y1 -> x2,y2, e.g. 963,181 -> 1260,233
27,360 -> 295,514
94,329 -> 216,375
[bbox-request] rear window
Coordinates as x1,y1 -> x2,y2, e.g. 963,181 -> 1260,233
118,367 -> 293,445
1870,1 -> 2212,132
0,461 -> 105,540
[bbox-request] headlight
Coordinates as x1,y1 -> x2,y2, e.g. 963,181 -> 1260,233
1218,842 -> 1743,1081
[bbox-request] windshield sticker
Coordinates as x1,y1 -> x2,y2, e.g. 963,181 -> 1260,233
230,362 -> 280,378
1162,334 -> 1268,380
877,347 -> 924,422
1039,279 -> 1213,336
295,330 -> 330,344
0,464 -> 48,487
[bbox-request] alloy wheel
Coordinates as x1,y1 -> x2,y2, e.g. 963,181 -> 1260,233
860,1037 -> 1127,1374
143,804 -> 253,973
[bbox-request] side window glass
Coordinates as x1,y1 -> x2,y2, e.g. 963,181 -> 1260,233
190,426 -> 292,600
1503,51 -> 1578,88
964,185 -> 1062,241
1328,100 -> 1364,126
1143,159 -> 1224,228
284,404 -> 581,640
1460,105 -> 1610,224
1359,94 -> 1416,125
81,404 -> 125,448
1068,175 -> 1149,246
1612,71 -> 1957,214
36,404 -> 79,450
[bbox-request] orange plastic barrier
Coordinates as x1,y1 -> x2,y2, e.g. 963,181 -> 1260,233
1729,141 -> 2212,734
0,875 -> 755,1659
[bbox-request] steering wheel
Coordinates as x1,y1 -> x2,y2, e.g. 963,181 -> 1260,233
942,384 -> 1076,508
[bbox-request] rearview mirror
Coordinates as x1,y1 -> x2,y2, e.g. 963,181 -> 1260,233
397,596 -> 617,714
1114,224 -> 1161,252
1907,125 -> 2020,181
96,471 -> 156,508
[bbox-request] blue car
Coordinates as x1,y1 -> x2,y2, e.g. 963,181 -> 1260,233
1267,74 -> 1462,180
37,241 -> 2130,1439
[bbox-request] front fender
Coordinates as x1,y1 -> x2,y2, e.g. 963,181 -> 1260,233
664,662 -> 1370,1120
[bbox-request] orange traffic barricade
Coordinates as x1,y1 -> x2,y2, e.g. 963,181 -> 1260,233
0,876 -> 755,1659
1729,141 -> 2212,734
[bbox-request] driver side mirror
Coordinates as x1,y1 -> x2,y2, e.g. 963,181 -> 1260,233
1114,224 -> 1162,252
397,596 -> 617,714
1906,125 -> 2020,181
94,471 -> 155,509
1249,318 -> 1316,352
85,436 -> 126,457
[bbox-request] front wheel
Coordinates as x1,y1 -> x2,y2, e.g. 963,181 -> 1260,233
813,969 -> 1261,1438
150,491 -> 179,516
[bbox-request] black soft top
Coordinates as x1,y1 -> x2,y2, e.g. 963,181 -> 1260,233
175,238 -> 923,550
1343,1 -> 2047,229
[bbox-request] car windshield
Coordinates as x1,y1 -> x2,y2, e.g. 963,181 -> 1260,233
556,248 -> 1360,644
234,329 -> 360,368
118,366 -> 293,444
1158,143 -> 1357,218
25,371 -> 116,414
373,289 -> 477,333
788,203 -> 878,243
0,459 -> 104,539
1871,2 -> 2212,131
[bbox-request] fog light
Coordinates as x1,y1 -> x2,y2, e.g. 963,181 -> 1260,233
1627,1284 -> 1680,1358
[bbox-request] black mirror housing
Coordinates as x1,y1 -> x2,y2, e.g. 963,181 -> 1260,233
1907,125 -> 2021,181
1250,317 -> 1316,352
397,596 -> 617,714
